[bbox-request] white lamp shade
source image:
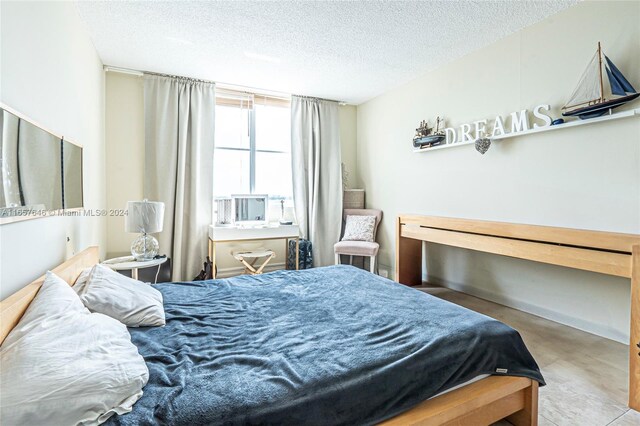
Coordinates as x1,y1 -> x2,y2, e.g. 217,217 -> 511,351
125,200 -> 164,234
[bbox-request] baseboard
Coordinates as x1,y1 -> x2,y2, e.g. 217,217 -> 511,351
426,275 -> 628,345
215,262 -> 287,279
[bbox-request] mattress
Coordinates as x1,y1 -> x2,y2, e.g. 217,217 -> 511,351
107,265 -> 544,426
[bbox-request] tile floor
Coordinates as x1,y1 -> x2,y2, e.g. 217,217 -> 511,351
417,284 -> 640,426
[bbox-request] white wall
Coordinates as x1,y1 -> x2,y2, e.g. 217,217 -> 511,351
356,1 -> 640,343
340,104 -> 358,188
0,2 -> 106,299
105,72 -> 144,257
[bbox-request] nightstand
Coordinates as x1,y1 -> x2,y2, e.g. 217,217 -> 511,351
102,256 -> 168,283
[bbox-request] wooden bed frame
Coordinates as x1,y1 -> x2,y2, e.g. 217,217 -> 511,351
0,243 -> 546,426
0,247 -> 99,342
396,214 -> 640,416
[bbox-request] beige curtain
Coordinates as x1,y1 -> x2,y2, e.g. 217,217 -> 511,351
291,96 -> 342,267
144,75 -> 215,281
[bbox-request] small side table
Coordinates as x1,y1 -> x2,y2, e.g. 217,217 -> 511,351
102,256 -> 168,283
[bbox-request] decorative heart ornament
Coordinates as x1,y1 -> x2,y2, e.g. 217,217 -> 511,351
475,137 -> 492,155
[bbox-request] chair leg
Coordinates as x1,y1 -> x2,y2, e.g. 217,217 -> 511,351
335,253 -> 340,265
255,253 -> 275,275
240,258 -> 257,275
370,256 -> 376,274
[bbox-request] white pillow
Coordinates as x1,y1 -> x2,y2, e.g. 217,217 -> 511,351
74,264 -> 165,327
342,215 -> 376,242
0,271 -> 149,426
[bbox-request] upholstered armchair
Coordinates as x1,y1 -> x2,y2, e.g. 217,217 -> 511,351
334,209 -> 383,273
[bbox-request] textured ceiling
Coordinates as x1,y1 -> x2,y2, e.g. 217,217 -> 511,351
76,1 -> 578,104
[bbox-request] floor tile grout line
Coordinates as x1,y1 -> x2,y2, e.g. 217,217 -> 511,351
604,408 -> 629,425
541,414 -> 559,426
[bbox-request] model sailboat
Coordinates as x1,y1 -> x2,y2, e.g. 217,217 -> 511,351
562,42 -> 639,119
413,117 -> 445,148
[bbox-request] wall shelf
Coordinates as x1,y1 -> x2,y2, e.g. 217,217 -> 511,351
413,107 -> 640,153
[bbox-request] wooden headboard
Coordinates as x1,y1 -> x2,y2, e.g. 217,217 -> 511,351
0,246 -> 99,345
395,215 -> 640,410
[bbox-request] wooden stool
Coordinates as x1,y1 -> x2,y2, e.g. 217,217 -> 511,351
232,248 -> 276,275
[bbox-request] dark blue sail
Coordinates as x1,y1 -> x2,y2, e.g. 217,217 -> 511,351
605,55 -> 637,96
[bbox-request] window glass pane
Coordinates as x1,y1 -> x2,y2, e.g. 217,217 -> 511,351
254,151 -> 292,198
215,105 -> 250,149
255,104 -> 290,152
213,149 -> 250,196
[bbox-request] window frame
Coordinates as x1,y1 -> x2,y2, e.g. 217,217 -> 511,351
214,90 -> 291,197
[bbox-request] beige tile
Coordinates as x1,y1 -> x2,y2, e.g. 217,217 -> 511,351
587,337 -> 629,373
421,283 -> 631,426
539,415 -> 559,426
609,409 -> 640,426
557,354 -> 629,406
539,358 -> 628,425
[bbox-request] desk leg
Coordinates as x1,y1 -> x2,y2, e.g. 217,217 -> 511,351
285,238 -> 289,270
296,238 -> 299,270
132,268 -> 139,281
212,240 -> 217,279
630,245 -> 640,410
395,217 -> 422,286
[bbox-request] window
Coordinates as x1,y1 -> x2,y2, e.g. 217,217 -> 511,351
213,90 -> 292,200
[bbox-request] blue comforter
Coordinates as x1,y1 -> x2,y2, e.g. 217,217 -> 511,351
108,265 -> 543,426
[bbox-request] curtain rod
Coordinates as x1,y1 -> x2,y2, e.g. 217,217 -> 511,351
292,94 -> 346,105
103,65 -> 349,105
104,65 -> 216,85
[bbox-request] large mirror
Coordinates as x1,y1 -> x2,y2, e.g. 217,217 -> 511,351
62,140 -> 83,209
233,195 -> 267,224
0,106 -> 83,220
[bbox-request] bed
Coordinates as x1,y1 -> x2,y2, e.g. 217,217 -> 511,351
1,246 -> 543,425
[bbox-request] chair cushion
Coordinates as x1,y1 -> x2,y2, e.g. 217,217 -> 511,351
342,215 -> 376,242
343,209 -> 382,240
334,241 -> 380,257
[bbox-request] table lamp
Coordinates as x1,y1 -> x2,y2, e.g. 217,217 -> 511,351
125,200 -> 165,261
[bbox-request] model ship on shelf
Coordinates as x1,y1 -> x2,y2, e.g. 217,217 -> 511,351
562,42 -> 639,119
413,117 -> 446,148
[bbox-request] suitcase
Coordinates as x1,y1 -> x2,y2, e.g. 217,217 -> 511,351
287,239 -> 313,270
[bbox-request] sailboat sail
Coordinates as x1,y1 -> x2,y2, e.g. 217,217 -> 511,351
605,55 -> 637,96
563,42 -> 639,118
563,52 -> 602,109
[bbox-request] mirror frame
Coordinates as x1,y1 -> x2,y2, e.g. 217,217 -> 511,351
0,103 -> 84,225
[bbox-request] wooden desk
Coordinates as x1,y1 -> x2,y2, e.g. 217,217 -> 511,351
396,214 -> 640,411
208,224 -> 300,278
